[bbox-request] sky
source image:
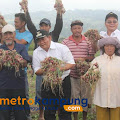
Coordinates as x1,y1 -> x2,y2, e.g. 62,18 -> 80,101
0,0 -> 120,14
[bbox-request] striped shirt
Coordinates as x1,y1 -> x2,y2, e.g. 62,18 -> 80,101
62,35 -> 95,78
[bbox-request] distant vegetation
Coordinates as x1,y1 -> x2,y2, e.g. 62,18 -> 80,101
4,9 -> 120,40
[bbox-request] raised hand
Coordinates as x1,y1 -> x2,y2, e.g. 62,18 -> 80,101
0,14 -> 7,26
19,0 -> 28,13
54,0 -> 65,16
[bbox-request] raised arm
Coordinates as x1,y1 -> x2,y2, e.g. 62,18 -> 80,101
51,13 -> 63,42
25,11 -> 37,38
19,2 -> 38,49
51,0 -> 65,42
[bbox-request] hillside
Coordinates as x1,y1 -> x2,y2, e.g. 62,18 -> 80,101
4,9 -> 120,39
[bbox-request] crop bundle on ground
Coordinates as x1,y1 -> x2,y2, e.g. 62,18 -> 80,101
0,49 -> 24,75
41,57 -> 65,95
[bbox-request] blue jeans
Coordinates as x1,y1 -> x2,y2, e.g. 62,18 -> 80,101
36,75 -> 43,100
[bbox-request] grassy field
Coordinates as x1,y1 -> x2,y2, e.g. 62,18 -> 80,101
28,50 -> 98,120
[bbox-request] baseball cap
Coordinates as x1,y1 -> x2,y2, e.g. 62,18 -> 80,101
39,18 -> 51,26
36,29 -> 49,40
105,12 -> 118,21
2,24 -> 15,33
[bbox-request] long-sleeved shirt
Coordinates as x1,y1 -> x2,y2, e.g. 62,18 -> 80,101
92,53 -> 120,108
25,11 -> 63,49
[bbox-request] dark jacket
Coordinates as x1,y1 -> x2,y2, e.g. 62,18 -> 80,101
25,11 -> 63,49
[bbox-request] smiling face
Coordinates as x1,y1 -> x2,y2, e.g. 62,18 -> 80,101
104,44 -> 116,56
37,36 -> 51,51
105,17 -> 118,33
71,25 -> 83,37
3,32 -> 15,46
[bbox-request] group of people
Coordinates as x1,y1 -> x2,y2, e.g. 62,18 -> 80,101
0,1 -> 120,120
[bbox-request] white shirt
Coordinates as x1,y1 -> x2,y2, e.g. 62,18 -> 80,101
32,41 -> 75,80
91,54 -> 120,108
100,29 -> 120,41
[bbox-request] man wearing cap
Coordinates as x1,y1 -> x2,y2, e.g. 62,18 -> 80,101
62,20 -> 95,120
21,3 -> 63,49
91,37 -> 120,120
0,13 -> 33,50
32,29 -> 75,120
0,24 -> 30,120
20,3 -> 63,119
100,12 -> 120,40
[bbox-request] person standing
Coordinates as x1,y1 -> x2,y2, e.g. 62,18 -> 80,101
92,37 -> 120,120
14,13 -> 33,120
62,20 -> 95,120
0,24 -> 30,120
32,29 -> 75,120
20,2 -> 64,119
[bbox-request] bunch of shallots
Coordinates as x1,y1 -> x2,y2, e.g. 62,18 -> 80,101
54,0 -> 65,16
0,49 -> 24,75
75,59 -> 90,77
19,0 -> 28,12
41,57 -> 65,95
0,14 -> 7,26
81,63 -> 101,94
84,29 -> 101,52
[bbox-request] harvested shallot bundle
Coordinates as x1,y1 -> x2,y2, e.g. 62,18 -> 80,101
0,49 -> 25,75
19,0 -> 28,12
81,63 -> 101,95
54,0 -> 65,17
84,29 -> 101,52
75,59 -> 90,77
41,57 -> 65,95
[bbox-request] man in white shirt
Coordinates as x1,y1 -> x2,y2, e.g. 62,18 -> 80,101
32,30 -> 75,120
100,12 -> 120,41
